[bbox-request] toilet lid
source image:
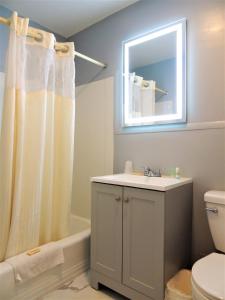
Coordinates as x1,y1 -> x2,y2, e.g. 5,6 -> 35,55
192,253 -> 225,300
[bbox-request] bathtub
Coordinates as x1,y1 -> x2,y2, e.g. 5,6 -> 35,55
0,215 -> 90,300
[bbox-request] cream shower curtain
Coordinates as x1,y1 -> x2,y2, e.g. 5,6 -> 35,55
0,12 -> 75,261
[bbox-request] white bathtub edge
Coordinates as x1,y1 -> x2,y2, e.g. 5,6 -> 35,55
15,259 -> 90,300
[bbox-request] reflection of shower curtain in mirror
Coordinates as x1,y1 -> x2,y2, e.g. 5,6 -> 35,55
141,80 -> 155,116
0,12 -> 75,261
129,74 -> 155,117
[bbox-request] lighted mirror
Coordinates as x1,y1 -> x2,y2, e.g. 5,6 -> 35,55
123,20 -> 186,127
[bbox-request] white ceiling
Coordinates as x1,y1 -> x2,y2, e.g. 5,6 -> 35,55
0,0 -> 139,38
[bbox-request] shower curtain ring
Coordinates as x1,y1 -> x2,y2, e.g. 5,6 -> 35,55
56,44 -> 69,53
34,32 -> 43,42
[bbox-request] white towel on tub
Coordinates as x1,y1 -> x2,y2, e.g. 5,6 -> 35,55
6,242 -> 64,283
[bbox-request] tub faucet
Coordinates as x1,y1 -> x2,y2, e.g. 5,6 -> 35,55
144,166 -> 161,177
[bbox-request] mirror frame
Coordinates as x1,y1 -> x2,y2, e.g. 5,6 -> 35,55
123,19 -> 186,127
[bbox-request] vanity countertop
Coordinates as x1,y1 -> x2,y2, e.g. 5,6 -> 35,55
91,173 -> 192,191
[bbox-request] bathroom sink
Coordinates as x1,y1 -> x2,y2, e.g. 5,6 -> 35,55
91,173 -> 192,191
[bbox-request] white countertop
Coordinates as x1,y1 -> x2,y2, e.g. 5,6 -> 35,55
91,173 -> 192,191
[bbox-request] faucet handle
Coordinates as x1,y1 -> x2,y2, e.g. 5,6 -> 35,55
143,166 -> 162,177
153,168 -> 161,177
143,166 -> 150,176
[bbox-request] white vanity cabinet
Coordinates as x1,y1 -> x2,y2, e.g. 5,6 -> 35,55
90,175 -> 192,300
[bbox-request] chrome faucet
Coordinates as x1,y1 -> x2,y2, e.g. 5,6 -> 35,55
144,166 -> 161,177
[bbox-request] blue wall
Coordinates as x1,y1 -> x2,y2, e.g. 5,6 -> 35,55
132,58 -> 176,104
0,0 -> 224,262
0,5 -> 66,72
69,0 -> 225,262
0,6 -> 11,72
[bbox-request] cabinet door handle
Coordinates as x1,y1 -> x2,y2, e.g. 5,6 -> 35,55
115,196 -> 121,201
124,197 -> 129,203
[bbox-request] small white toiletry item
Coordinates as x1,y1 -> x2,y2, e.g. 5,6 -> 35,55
124,160 -> 133,174
175,167 -> 180,179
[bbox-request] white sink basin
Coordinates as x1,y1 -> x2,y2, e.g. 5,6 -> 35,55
91,173 -> 192,191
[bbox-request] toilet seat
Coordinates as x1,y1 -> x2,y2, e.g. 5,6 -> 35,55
192,253 -> 225,300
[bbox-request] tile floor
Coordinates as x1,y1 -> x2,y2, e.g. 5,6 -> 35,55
42,272 -> 128,300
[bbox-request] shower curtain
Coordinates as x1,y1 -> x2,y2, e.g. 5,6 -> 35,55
129,73 -> 155,117
141,80 -> 155,116
0,12 -> 75,261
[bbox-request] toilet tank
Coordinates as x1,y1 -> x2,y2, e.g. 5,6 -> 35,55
204,191 -> 225,253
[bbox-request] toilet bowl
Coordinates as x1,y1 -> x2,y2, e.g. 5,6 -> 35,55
192,253 -> 225,300
192,191 -> 225,300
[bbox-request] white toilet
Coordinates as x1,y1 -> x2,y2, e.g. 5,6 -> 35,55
192,191 -> 225,300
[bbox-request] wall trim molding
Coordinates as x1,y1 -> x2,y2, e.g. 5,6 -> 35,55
115,120 -> 225,135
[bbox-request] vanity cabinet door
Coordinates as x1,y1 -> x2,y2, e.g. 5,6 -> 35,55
91,183 -> 123,282
123,187 -> 165,300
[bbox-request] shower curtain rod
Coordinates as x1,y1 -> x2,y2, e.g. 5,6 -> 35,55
0,16 -> 107,68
